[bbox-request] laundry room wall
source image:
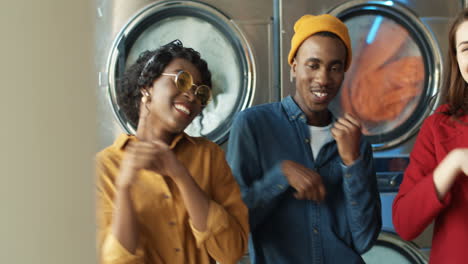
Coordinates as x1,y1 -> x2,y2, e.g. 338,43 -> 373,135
0,1 -> 96,263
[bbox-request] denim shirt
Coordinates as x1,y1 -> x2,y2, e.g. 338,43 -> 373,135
226,96 -> 381,264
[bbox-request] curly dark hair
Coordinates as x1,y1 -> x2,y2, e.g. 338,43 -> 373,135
117,42 -> 212,128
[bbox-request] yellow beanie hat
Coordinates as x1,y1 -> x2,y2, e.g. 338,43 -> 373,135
288,14 -> 352,71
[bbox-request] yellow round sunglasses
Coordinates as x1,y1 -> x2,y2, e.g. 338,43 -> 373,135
161,70 -> 212,106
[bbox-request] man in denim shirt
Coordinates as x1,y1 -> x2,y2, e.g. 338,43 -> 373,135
227,14 -> 381,264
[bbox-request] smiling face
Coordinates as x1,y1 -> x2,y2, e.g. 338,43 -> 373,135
145,58 -> 205,135
456,20 -> 468,83
291,34 -> 346,123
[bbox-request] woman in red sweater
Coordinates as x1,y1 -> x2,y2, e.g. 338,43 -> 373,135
392,8 -> 468,264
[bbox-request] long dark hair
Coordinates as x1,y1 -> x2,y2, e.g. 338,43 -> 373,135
117,41 -> 211,127
444,8 -> 468,118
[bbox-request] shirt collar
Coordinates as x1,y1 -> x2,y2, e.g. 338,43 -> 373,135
114,132 -> 196,151
281,96 -> 307,123
169,132 -> 196,148
281,95 -> 337,124
114,134 -> 132,150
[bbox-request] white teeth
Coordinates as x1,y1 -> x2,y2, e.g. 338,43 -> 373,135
174,104 -> 191,115
313,92 -> 328,98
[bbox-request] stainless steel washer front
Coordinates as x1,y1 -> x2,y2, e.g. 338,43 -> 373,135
96,0 -> 275,149
278,0 -> 462,156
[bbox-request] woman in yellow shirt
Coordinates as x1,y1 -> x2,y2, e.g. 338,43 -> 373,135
96,40 -> 249,264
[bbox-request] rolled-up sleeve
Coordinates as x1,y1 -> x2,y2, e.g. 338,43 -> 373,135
392,115 -> 450,241
227,112 -> 290,231
190,147 -> 249,264
341,141 -> 382,253
100,233 -> 144,264
96,153 -> 145,264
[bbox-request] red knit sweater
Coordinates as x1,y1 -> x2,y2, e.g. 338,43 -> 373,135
393,104 -> 468,264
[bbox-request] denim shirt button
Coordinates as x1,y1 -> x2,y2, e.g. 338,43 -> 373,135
313,228 -> 319,234
277,184 -> 285,190
344,173 -> 352,178
304,138 -> 310,144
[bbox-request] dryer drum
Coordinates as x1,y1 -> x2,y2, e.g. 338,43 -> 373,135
106,0 -> 256,144
328,0 -> 442,150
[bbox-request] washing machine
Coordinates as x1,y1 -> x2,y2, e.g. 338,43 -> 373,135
95,0 -> 277,150
277,0 -> 463,262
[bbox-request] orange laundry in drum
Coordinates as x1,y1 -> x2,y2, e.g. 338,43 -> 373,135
341,20 -> 424,133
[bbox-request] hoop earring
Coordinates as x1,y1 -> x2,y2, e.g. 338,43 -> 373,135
141,89 -> 151,103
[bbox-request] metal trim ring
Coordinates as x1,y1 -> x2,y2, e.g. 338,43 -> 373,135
362,231 -> 428,263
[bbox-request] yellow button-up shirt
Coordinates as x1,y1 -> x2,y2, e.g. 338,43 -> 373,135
96,133 -> 249,264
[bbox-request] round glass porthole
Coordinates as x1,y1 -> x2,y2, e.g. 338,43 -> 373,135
107,1 -> 255,144
329,0 -> 442,150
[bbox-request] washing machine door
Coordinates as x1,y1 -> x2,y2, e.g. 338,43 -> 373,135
362,231 -> 428,263
328,0 -> 442,150
106,0 -> 255,144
